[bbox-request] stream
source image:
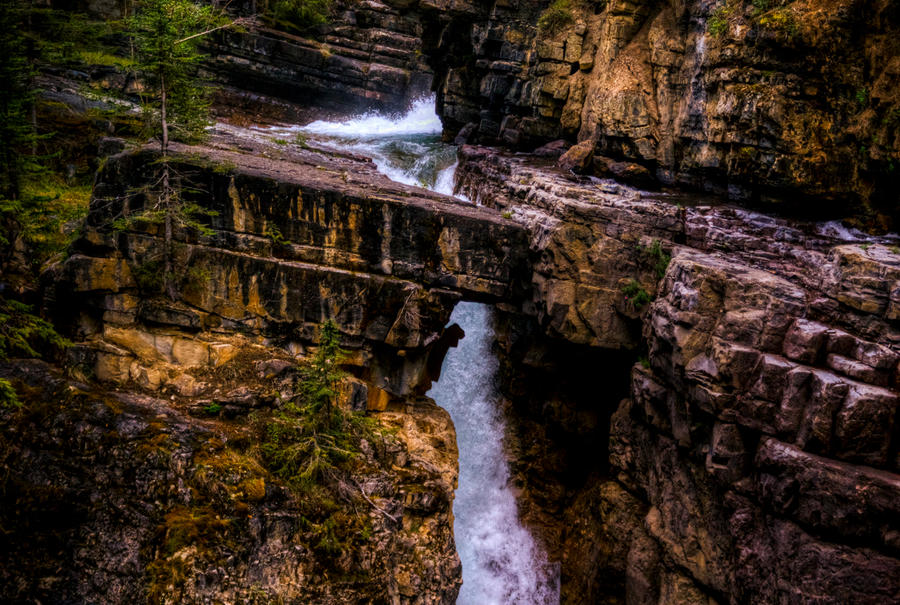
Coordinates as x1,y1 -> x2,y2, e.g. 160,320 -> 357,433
290,98 -> 559,604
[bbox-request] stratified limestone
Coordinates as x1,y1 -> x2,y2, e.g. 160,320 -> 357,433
49,132 -> 529,399
457,145 -> 900,604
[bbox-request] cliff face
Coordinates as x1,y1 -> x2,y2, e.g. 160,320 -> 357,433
456,146 -> 900,603
0,359 -> 460,604
434,0 -> 900,225
1,129 -> 532,603
103,0 -> 899,221
15,0 -> 900,601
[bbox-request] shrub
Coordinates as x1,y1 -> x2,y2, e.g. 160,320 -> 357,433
758,7 -> 799,39
622,279 -> 652,309
0,378 -> 20,408
538,0 -> 574,35
130,259 -> 166,294
267,0 -> 332,32
708,5 -> 732,37
637,239 -> 671,280
0,299 -> 70,360
751,0 -> 771,14
257,320 -> 372,490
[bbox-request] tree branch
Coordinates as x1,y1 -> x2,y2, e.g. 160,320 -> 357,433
174,16 -> 255,45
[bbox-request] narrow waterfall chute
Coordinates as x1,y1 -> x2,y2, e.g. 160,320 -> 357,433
427,303 -> 558,605
283,100 -> 556,604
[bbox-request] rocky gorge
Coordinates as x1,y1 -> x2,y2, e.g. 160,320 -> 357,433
1,0 -> 899,603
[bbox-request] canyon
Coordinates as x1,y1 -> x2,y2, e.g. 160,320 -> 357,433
1,0 -> 899,603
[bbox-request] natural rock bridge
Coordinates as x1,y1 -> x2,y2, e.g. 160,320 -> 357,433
52,132 -> 530,398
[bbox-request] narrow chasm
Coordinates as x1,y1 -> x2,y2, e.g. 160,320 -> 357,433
300,101 -> 562,603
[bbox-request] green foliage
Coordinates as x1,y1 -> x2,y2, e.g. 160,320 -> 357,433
538,0 -> 575,35
19,177 -> 91,267
259,320 -> 352,488
501,210 -> 513,220
708,5 -> 733,37
182,264 -> 211,297
758,7 -> 799,39
751,0 -> 772,14
122,0 -> 232,298
855,87 -> 869,109
0,0 -> 38,204
266,0 -> 333,32
203,402 -> 222,415
0,299 -> 70,361
130,259 -> 166,293
26,9 -> 126,69
638,355 -> 651,369
636,239 -> 671,280
622,279 -> 652,309
129,0 -> 223,145
0,378 -> 20,408
266,224 -> 286,246
76,49 -> 135,69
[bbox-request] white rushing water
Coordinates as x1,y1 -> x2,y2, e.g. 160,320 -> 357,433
269,96 -> 459,194
295,99 -> 555,603
427,303 -> 558,605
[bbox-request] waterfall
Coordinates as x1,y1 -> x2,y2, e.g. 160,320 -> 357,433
300,97 -> 461,193
287,99 -> 556,604
427,303 -> 558,605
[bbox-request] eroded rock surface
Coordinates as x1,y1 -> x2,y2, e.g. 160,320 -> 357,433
49,131 -> 528,401
434,0 -> 900,225
0,359 -> 460,604
456,145 -> 900,603
5,131 -> 532,604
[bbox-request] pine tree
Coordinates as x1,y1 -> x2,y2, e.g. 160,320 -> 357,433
125,0 -> 244,298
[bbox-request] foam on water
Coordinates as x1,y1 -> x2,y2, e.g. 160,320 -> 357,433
298,96 -> 459,192
427,303 -> 558,605
815,220 -> 871,242
303,96 -> 443,138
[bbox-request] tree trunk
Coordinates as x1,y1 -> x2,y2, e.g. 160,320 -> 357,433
160,74 -> 176,300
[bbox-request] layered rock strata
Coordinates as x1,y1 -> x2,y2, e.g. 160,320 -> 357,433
435,0 -> 900,225
51,131 -> 528,398
456,145 -> 900,603
76,0 -> 900,219
206,0 -> 437,113
4,132 -> 527,603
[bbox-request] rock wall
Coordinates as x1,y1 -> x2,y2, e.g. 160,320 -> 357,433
206,2 -> 435,114
0,359 -> 461,604
50,132 -> 528,398
433,0 -> 900,226
4,131 -> 529,603
72,0 -> 900,219
456,146 -> 900,603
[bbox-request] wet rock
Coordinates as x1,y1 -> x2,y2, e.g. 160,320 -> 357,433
533,139 -> 569,158
453,122 -> 478,145
456,144 -> 900,602
557,140 -> 594,173
594,156 -> 658,190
